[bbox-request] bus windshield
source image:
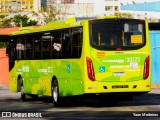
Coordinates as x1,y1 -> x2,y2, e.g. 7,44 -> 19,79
90,19 -> 146,50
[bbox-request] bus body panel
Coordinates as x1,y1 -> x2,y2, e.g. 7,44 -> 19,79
10,59 -> 84,97
83,20 -> 151,94
90,49 -> 147,82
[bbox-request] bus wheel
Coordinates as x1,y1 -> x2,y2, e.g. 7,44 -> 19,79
21,85 -> 26,101
52,80 -> 60,107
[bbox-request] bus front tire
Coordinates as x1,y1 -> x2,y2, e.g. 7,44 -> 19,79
21,85 -> 26,101
52,80 -> 60,107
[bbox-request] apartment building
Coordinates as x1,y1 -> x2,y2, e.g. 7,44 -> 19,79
0,0 -> 41,15
41,0 -> 75,6
42,0 -> 120,18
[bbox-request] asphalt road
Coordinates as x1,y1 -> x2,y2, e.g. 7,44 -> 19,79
0,85 -> 160,120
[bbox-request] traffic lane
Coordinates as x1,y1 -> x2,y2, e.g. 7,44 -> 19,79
1,85 -> 160,111
1,86 -> 160,119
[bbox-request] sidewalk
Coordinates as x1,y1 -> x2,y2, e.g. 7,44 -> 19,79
0,84 -> 9,90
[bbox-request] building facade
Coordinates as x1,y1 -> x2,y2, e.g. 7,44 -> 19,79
47,0 -> 120,18
41,0 -> 75,6
0,0 -> 41,15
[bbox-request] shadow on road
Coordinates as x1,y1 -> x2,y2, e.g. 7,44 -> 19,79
2,92 -> 159,108
1,85 -> 160,110
1,86 -> 160,119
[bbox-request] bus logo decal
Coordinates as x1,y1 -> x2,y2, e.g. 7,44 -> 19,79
67,64 -> 70,73
100,66 -> 105,73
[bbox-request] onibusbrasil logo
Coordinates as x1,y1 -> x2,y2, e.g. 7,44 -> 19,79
1,112 -> 42,118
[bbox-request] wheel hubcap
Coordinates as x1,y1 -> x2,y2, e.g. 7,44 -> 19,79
53,86 -> 58,102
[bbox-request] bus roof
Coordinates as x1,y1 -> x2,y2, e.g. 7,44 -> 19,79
10,16 -> 118,36
10,17 -> 80,36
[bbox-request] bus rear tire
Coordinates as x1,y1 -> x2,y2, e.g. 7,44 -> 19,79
52,80 -> 60,107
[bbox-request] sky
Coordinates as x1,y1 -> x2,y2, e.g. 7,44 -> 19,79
120,0 -> 160,5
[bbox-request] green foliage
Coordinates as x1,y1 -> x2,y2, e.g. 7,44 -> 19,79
11,14 -> 27,27
114,12 -> 133,19
0,15 -> 5,20
0,14 -> 38,28
27,20 -> 38,26
0,19 -> 12,28
43,5 -> 61,23
10,14 -> 38,27
0,42 -> 8,48
0,15 -> 11,28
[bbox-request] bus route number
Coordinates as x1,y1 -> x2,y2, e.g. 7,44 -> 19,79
126,57 -> 140,62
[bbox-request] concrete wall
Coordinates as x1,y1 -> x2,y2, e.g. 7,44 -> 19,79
0,49 -> 9,84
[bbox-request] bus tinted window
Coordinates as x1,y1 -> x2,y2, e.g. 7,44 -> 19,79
51,31 -> 62,59
25,36 -> 33,59
62,29 -> 72,58
34,34 -> 42,59
90,20 -> 145,50
72,28 -> 82,58
16,37 -> 25,60
42,32 -> 52,59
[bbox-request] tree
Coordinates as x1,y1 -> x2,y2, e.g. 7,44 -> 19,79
44,5 -> 61,23
0,42 -> 8,48
27,20 -> 38,26
0,15 -> 11,28
0,19 -> 12,28
114,12 -> 133,19
0,14 -> 38,28
10,14 -> 38,27
0,15 -> 5,21
41,2 -> 69,24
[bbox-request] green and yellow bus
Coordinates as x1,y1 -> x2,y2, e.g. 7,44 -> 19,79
7,17 -> 151,106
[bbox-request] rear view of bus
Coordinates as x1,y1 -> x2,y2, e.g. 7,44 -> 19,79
84,18 -> 150,98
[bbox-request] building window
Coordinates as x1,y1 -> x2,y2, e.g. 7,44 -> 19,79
105,6 -> 113,11
115,6 -> 118,11
61,0 -> 75,4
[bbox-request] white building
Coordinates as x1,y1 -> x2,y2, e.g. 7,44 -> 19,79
34,0 -> 41,13
52,0 -> 120,18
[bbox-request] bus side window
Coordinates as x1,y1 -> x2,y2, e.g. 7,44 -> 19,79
8,39 -> 16,70
16,38 -> 25,60
25,36 -> 33,59
42,43 -> 49,58
34,35 -> 41,59
72,28 -> 82,58
42,40 -> 51,59
9,40 -> 16,60
51,31 -> 62,59
61,29 -> 72,58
